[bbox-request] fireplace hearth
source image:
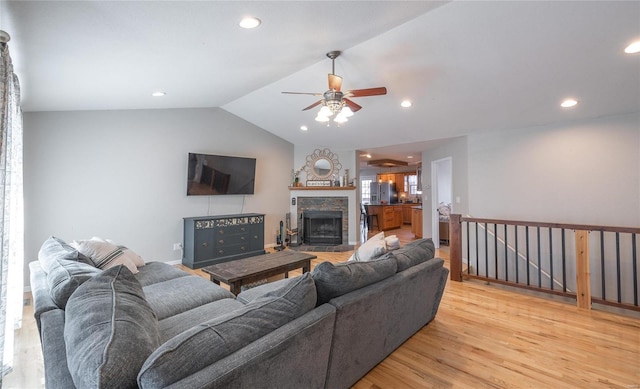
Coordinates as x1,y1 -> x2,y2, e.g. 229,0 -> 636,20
303,210 -> 343,246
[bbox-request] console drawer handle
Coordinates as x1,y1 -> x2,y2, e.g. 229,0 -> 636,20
202,242 -> 208,247
218,239 -> 224,244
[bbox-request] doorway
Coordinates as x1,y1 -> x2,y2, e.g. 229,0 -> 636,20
431,157 -> 452,249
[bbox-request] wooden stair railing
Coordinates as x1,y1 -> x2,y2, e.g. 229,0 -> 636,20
449,214 -> 640,312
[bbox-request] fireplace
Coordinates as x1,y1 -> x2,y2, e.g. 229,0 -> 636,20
303,210 -> 343,245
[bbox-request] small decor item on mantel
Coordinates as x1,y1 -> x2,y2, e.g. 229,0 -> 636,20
291,165 -> 305,187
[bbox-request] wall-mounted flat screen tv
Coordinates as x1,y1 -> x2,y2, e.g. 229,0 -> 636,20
187,153 -> 256,195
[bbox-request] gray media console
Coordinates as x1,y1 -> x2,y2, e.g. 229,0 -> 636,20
183,213 -> 265,269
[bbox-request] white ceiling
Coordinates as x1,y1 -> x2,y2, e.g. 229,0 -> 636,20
3,1 -> 639,165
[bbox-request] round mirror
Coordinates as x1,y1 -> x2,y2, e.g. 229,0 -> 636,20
313,158 -> 333,178
303,148 -> 342,181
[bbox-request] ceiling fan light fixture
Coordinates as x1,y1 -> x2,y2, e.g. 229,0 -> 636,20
334,115 -> 348,124
315,114 -> 329,122
319,105 -> 332,117
341,106 -> 354,117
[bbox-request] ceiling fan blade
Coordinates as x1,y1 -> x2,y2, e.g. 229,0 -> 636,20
345,87 -> 387,98
328,74 -> 342,91
302,100 -> 323,111
282,91 -> 323,96
343,98 -> 362,112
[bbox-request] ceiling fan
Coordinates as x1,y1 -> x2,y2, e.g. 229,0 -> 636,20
282,51 -> 387,123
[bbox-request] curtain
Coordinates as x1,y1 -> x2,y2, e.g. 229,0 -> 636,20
0,36 -> 24,381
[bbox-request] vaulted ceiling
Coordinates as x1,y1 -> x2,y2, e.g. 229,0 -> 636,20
3,1 -> 639,163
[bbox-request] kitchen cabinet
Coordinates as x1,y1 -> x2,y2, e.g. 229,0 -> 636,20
402,204 -> 413,224
439,221 -> 450,245
366,204 -> 402,231
411,207 -> 423,238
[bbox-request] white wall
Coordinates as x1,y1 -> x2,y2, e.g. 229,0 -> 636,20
422,137 -> 470,239
24,108 -> 293,285
467,113 -> 640,227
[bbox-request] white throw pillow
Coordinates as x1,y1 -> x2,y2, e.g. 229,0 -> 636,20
105,238 -> 145,267
384,235 -> 400,250
71,238 -> 139,274
349,231 -> 387,262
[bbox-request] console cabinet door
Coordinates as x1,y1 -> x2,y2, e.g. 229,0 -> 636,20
194,228 -> 215,262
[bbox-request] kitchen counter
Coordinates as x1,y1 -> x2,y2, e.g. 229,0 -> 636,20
365,204 -> 403,231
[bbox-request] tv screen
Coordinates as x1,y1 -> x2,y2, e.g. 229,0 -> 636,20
187,153 -> 256,195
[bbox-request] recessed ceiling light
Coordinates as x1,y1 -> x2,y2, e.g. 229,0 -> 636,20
300,125 -> 308,131
401,100 -> 412,108
151,91 -> 166,97
624,40 -> 640,54
407,156 -> 414,159
560,98 -> 578,108
239,16 -> 261,29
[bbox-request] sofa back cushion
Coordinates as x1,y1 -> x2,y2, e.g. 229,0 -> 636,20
38,236 -> 101,308
48,259 -> 102,309
137,272 -> 316,388
64,265 -> 160,389
312,255 -> 397,306
38,236 -> 94,271
388,238 -> 435,272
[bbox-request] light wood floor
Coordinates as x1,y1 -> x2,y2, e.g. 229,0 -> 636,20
6,225 -> 640,388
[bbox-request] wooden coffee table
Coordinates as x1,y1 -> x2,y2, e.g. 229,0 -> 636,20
202,250 -> 317,295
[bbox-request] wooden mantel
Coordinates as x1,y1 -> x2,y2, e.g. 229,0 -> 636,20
288,186 -> 356,191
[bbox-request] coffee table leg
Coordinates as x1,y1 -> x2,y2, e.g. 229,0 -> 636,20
230,282 -> 242,296
210,276 -> 220,285
285,272 -> 289,279
302,259 -> 310,274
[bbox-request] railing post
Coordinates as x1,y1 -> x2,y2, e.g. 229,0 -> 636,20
450,214 -> 462,281
575,229 -> 592,310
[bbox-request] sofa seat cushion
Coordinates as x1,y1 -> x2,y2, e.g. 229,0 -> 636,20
64,265 -> 160,389
387,238 -> 435,272
143,275 -> 234,320
312,255 -> 397,306
158,298 -> 245,342
236,276 -> 296,304
137,273 -> 317,388
134,262 -> 189,287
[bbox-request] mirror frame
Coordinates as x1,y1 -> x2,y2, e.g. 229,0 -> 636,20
303,148 -> 342,181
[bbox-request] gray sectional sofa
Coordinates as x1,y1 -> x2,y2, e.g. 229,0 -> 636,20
30,236 -> 448,388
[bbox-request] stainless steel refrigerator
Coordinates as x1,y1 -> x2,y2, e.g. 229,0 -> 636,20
370,182 -> 398,204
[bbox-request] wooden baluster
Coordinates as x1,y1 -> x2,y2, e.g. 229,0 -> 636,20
450,214 -> 462,281
575,229 -> 591,309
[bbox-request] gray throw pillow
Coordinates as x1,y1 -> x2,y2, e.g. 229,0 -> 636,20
38,236 -> 95,272
390,238 -> 435,272
65,266 -> 160,389
47,259 -> 102,309
38,236 -> 101,308
137,272 -> 316,388
312,255 -> 397,306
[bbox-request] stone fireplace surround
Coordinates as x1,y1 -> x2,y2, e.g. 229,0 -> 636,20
288,188 -> 357,251
297,197 -> 348,245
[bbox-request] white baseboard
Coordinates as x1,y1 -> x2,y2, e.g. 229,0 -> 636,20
165,259 -> 182,266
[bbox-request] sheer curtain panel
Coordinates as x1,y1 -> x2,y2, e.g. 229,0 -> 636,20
0,31 -> 24,381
